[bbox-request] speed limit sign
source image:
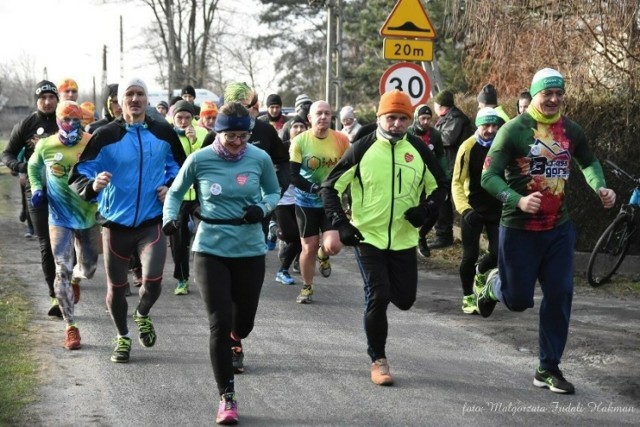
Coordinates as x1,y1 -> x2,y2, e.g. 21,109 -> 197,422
379,62 -> 431,107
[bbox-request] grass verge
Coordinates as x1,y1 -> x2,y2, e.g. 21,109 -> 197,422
0,277 -> 38,425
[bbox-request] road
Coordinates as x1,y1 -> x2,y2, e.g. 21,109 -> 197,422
0,173 -> 637,426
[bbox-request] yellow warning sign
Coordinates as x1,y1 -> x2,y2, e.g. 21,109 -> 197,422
379,0 -> 437,40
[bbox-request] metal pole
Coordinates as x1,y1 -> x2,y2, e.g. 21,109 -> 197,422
334,0 -> 343,130
325,3 -> 333,103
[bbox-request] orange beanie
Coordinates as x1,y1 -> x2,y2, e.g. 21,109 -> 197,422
377,90 -> 413,117
200,101 -> 218,117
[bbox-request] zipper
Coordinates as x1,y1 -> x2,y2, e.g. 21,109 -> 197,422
133,128 -> 143,226
387,144 -> 396,250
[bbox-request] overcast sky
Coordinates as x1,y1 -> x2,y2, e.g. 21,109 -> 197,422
0,0 -> 274,95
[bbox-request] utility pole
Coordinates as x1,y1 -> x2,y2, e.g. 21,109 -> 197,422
102,45 -> 108,90
120,16 -> 124,79
323,0 -> 343,129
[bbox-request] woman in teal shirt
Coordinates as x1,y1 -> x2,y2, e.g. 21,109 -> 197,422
163,102 -> 280,425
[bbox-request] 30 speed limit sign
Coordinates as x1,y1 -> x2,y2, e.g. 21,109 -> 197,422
379,62 -> 431,107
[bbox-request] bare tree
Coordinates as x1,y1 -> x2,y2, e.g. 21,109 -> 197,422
442,0 -> 640,96
0,53 -> 39,106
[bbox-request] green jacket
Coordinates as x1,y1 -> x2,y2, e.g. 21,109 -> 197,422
321,130 -> 448,250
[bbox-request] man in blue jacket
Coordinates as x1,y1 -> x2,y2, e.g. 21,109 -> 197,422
69,77 -> 186,363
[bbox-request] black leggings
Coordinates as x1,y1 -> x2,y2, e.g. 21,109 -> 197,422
26,188 -> 55,297
459,216 -> 499,295
354,244 -> 417,362
274,204 -> 301,270
194,253 -> 265,395
169,200 -> 198,281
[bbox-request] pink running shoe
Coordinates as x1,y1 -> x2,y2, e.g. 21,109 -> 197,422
216,392 -> 238,425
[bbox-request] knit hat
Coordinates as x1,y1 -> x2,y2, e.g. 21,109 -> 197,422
181,85 -> 196,98
530,68 -> 565,96
172,100 -> 195,117
416,105 -> 432,117
266,94 -> 282,107
117,77 -> 148,106
295,94 -> 312,112
433,90 -> 454,108
214,110 -> 252,133
475,107 -> 501,127
340,106 -> 355,121
156,100 -> 169,111
80,101 -> 95,113
81,106 -> 95,127
58,78 -> 79,94
56,101 -> 83,120
290,115 -> 308,127
34,80 -> 58,102
376,90 -> 413,118
477,84 -> 498,105
200,101 -> 218,118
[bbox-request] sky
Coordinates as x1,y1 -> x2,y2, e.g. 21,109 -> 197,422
0,0 -> 275,100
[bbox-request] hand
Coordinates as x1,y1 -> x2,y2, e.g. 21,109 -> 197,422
310,184 -> 321,194
517,191 -> 542,214
598,187 -> 616,209
242,205 -> 264,224
162,220 -> 179,236
92,171 -> 112,192
31,190 -> 45,208
404,206 -> 429,227
157,185 -> 169,203
462,209 -> 483,227
185,126 -> 196,143
338,222 -> 364,246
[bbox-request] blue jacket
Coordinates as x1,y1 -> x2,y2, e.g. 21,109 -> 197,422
69,116 -> 186,229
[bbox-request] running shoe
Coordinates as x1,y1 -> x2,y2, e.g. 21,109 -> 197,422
231,346 -> 245,374
64,325 -> 81,350
174,279 -> 189,295
216,392 -> 238,425
47,297 -> 62,318
275,270 -> 295,285
133,312 -> 157,347
371,358 -> 394,386
296,284 -> 313,304
317,247 -> 331,278
474,268 -> 499,318
417,238 -> 430,258
71,278 -> 81,304
462,294 -> 479,315
24,227 -> 34,238
533,367 -> 575,394
266,221 -> 278,251
110,336 -> 132,363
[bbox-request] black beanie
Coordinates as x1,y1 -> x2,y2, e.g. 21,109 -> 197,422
434,90 -> 454,108
477,84 -> 498,105
34,80 -> 59,102
417,105 -> 432,116
181,85 -> 196,98
266,94 -> 282,106
173,100 -> 195,116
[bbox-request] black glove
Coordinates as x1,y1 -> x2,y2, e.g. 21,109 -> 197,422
337,221 -> 365,246
162,220 -> 179,236
462,209 -> 483,228
404,206 -> 429,227
242,205 -> 264,224
310,183 -> 321,194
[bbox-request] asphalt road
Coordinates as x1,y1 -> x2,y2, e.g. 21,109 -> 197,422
0,175 -> 637,426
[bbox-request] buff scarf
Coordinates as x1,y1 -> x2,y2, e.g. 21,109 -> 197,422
57,118 -> 83,146
212,135 -> 246,162
527,104 -> 561,125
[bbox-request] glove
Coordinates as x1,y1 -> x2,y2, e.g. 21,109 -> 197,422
404,206 -> 429,227
162,220 -> 179,236
242,205 -> 264,224
31,190 -> 45,208
310,183 -> 321,194
337,221 -> 364,246
462,209 -> 483,228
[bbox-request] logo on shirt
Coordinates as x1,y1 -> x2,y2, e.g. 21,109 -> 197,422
236,174 -> 248,186
404,153 -> 414,163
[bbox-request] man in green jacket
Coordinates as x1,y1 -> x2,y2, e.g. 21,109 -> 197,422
321,90 -> 448,386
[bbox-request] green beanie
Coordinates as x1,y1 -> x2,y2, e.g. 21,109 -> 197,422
530,68 -> 565,96
434,90 -> 454,108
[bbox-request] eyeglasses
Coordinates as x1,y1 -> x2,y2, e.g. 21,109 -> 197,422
222,132 -> 251,142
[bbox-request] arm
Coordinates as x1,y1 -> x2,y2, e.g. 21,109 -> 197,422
288,137 -> 318,193
320,145 -> 359,226
481,131 -> 523,211
2,122 -> 28,173
163,155 -> 196,225
258,154 -> 281,215
451,139 -> 471,214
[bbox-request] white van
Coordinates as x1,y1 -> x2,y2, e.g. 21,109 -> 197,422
147,88 -> 220,108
